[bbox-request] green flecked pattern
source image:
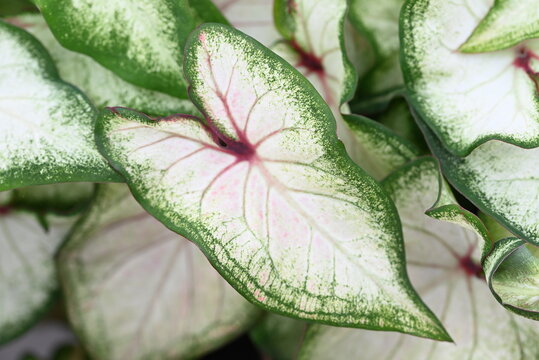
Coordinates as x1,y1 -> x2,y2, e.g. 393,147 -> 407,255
34,0 -> 227,98
401,0 -> 539,156
348,0 -> 405,109
0,201 -> 78,344
417,115 -> 539,246
298,158 -> 539,360
10,14 -> 199,118
483,238 -> 539,320
461,0 -> 539,53
96,24 -> 448,339
0,21 -> 121,191
59,184 -> 260,360
342,114 -> 419,181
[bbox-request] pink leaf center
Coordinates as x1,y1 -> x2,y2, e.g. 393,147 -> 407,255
513,47 -> 539,93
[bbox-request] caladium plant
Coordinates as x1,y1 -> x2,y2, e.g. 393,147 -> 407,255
1,0 -> 538,359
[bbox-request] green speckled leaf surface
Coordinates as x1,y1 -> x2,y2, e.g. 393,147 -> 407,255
96,24 -> 447,339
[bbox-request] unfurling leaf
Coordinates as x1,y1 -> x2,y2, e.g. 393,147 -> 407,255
298,158 -> 539,359
401,0 -> 539,156
59,184 -> 260,360
461,0 -> 539,53
0,21 -> 120,191
34,0 -> 227,98
96,24 -> 448,339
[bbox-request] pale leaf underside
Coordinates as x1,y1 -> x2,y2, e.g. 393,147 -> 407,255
97,24 -> 446,338
401,0 -> 539,156
59,184 -> 259,360
299,159 -> 539,360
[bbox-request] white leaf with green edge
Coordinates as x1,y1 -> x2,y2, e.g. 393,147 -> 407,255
12,183 -> 95,215
483,238 -> 539,320
213,0 -> 280,46
96,24 -> 448,339
34,0 -> 227,98
298,158 -> 539,360
348,0 -> 405,111
271,0 -> 363,164
0,200 -> 77,344
417,116 -> 539,246
250,313 -> 308,360
401,0 -> 539,156
342,114 -> 419,181
273,0 -> 356,108
461,0 -> 539,53
0,21 -> 121,192
8,14 -> 199,118
59,184 -> 259,360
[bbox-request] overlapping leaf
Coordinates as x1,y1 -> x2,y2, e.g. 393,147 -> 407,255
8,14 -> 199,118
96,24 -> 447,338
0,192 -> 78,344
480,216 -> 539,319
401,0 -> 539,156
11,183 -> 94,215
59,184 -> 259,360
213,0 -> 280,46
34,0 -> 227,98
0,21 -> 120,191
417,116 -> 539,246
342,114 -> 419,180
348,0 -> 405,112
298,158 -> 539,360
461,0 -> 539,53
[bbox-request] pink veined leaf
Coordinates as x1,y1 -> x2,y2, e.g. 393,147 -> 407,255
97,24 -> 449,339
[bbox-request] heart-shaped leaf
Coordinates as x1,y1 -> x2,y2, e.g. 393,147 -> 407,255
96,24 -> 447,339
416,115 -> 539,246
0,192 -> 77,344
342,114 -> 419,180
9,14 -> 199,118
348,0 -> 406,112
401,0 -> 539,156
59,184 -> 259,360
0,21 -> 120,191
461,0 -> 539,53
298,158 -> 539,359
34,0 -> 227,98
482,234 -> 539,320
213,0 -> 280,46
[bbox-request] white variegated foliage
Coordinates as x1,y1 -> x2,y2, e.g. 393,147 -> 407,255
0,196 -> 77,343
298,158 -> 539,360
461,0 -> 539,53
0,21 -> 120,191
401,0 -> 539,156
59,184 -> 259,360
96,24 -> 447,339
